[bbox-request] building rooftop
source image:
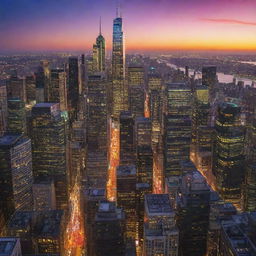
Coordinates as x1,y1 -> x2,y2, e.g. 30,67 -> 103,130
96,201 -> 124,221
34,103 -> 56,108
0,238 -> 20,256
8,211 -> 33,230
32,103 -> 60,117
34,210 -> 63,238
166,82 -> 190,90
145,194 -> 172,215
0,134 -> 21,147
87,188 -> 106,199
33,176 -> 54,185
136,183 -> 151,189
182,170 -> 210,192
135,117 -> 151,123
222,220 -> 256,256
117,165 -> 136,176
8,210 -> 63,238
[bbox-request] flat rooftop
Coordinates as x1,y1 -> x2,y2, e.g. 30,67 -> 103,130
0,238 -> 19,256
87,188 -> 105,198
8,211 -> 33,230
33,103 -> 56,108
0,134 -> 21,147
34,210 -> 63,237
222,220 -> 256,256
117,165 -> 136,176
145,194 -> 172,215
166,82 -> 190,90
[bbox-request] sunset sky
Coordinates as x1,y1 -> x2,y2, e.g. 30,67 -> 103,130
1,0 -> 256,52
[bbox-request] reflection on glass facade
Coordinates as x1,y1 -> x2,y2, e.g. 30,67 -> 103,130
31,103 -> 68,209
164,83 -> 192,176
7,98 -> 26,134
0,134 -> 33,220
112,16 -> 126,117
213,102 -> 245,206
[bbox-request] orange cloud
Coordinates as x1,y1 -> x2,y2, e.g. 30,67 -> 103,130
201,18 -> 256,26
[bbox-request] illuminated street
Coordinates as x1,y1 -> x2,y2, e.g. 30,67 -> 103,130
144,93 -> 150,118
153,152 -> 163,194
64,177 -> 85,256
190,152 -> 217,191
107,119 -> 120,201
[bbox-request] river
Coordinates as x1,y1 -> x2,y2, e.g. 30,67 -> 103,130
166,62 -> 255,86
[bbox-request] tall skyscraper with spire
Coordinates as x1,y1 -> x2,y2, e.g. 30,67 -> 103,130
92,17 -> 106,73
112,8 -> 127,117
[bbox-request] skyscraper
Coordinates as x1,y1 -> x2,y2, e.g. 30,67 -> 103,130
6,73 -> 26,102
31,103 -> 68,209
68,57 -> 79,118
117,165 -> 137,240
128,66 -> 145,118
0,134 -> 33,220
25,75 -> 36,104
7,98 -> 27,134
135,117 -> 152,147
49,68 -> 68,111
35,66 -> 46,103
202,66 -> 217,101
177,170 -> 211,256
87,74 -> 108,151
112,12 -> 126,117
92,201 -> 126,256
120,111 -> 135,165
143,194 -> 179,256
92,18 -> 106,73
0,85 -> 7,136
86,74 -> 108,187
150,89 -> 162,147
164,83 -> 192,177
213,102 -> 245,206
191,84 -> 212,169
244,117 -> 256,211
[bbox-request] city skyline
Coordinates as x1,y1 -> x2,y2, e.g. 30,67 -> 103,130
1,0 -> 256,52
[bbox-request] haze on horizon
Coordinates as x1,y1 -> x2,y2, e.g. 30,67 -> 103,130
1,0 -> 256,53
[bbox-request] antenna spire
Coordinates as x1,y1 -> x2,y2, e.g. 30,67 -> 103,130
99,16 -> 102,35
116,0 -> 120,17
